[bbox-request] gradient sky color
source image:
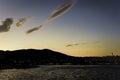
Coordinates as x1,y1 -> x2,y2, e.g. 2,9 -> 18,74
0,0 -> 120,56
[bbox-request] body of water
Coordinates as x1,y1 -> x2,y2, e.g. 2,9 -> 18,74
0,65 -> 120,80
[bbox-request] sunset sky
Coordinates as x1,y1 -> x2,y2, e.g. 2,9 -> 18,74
0,0 -> 120,56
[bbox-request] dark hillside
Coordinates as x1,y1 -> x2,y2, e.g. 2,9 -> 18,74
0,49 -> 120,69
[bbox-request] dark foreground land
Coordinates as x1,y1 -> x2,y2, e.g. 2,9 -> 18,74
0,65 -> 120,80
0,49 -> 120,69
0,49 -> 120,80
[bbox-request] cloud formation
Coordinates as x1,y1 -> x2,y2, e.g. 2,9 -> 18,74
0,18 -> 13,33
26,25 -> 42,34
66,41 -> 100,47
47,0 -> 76,22
16,16 -> 31,27
66,43 -> 79,47
26,0 -> 77,34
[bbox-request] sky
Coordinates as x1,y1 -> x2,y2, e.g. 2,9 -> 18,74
0,0 -> 120,56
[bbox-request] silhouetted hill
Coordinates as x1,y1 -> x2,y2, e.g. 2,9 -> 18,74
0,49 -> 75,69
0,49 -> 120,69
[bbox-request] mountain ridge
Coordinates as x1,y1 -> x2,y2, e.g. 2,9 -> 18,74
0,49 -> 75,69
0,49 -> 120,69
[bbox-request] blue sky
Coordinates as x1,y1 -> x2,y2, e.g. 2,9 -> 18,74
0,0 -> 120,56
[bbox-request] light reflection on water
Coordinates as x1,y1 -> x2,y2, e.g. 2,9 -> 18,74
0,65 -> 120,80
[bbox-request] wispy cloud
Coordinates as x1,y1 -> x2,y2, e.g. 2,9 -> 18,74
26,25 -> 42,34
16,16 -> 31,27
0,18 -> 13,33
26,0 -> 77,34
47,0 -> 76,22
66,41 -> 100,47
66,43 -> 79,47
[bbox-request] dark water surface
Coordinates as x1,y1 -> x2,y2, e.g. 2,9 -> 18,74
0,65 -> 120,80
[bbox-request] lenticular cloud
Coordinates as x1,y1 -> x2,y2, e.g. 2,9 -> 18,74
26,0 -> 77,34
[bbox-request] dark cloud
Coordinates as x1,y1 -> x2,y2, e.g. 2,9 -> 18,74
25,0 -> 77,34
47,0 -> 77,21
16,16 -> 31,27
0,18 -> 13,33
26,25 -> 42,34
66,43 -> 79,47
66,41 -> 100,47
